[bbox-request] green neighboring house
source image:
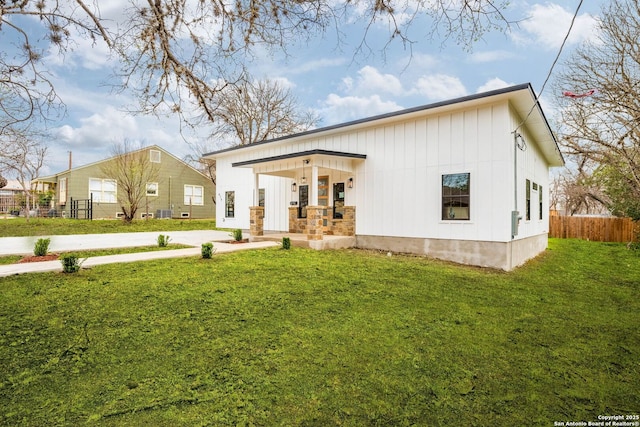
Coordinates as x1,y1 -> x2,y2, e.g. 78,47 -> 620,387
35,145 -> 215,220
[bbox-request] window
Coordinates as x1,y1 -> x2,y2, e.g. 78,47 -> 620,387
146,182 -> 158,197
184,185 -> 203,205
150,149 -> 161,163
526,179 -> 531,221
225,191 -> 235,218
298,185 -> 309,218
258,188 -> 265,208
539,185 -> 543,220
89,178 -> 117,203
442,173 -> 470,220
333,182 -> 345,219
59,177 -> 67,204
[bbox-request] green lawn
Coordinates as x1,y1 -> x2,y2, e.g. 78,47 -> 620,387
0,218 -> 217,237
0,239 -> 638,426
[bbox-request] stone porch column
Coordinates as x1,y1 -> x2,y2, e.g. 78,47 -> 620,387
249,206 -> 264,237
306,206 -> 324,241
288,207 -> 299,233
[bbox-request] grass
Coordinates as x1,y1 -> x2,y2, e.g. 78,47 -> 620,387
0,239 -> 638,426
0,245 -> 193,265
0,218 -> 217,237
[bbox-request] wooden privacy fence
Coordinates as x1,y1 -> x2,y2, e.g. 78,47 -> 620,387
549,215 -> 637,242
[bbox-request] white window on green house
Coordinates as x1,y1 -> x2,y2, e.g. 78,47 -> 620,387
184,185 -> 203,205
89,178 -> 117,203
146,182 -> 158,196
150,149 -> 161,163
59,177 -> 67,204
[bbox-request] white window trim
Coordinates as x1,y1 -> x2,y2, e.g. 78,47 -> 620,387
146,182 -> 159,197
59,177 -> 67,205
150,149 -> 161,163
89,178 -> 117,203
183,184 -> 204,206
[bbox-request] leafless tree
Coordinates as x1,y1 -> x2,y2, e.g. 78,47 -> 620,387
210,78 -> 320,146
0,1 -> 111,131
551,157 -> 610,216
0,126 -> 48,220
184,77 -> 319,198
554,0 -> 640,218
1,0 -> 513,130
100,141 -> 160,222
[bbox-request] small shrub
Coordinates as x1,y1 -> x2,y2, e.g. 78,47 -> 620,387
157,234 -> 171,247
34,238 -> 51,257
282,237 -> 291,250
231,229 -> 243,242
60,254 -> 82,273
201,242 -> 216,259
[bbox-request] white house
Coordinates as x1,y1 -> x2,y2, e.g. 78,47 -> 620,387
204,83 -> 564,270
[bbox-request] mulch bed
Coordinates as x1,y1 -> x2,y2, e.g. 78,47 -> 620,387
18,254 -> 60,263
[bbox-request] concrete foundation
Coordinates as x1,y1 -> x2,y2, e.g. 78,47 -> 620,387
355,233 -> 548,271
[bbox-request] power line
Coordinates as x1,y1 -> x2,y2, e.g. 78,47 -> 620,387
515,0 -> 585,132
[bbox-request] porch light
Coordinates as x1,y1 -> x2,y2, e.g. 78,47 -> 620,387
348,177 -> 354,188
291,182 -> 297,192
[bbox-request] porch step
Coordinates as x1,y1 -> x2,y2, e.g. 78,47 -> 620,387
251,233 -> 356,250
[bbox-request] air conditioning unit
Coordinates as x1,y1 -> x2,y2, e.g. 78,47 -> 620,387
155,209 -> 172,219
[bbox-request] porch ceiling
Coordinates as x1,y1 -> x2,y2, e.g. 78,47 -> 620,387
231,149 -> 366,177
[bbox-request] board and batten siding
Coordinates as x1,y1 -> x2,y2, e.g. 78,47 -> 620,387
216,100 -> 541,245
351,102 -> 514,242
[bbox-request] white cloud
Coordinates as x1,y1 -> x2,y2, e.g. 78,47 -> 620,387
469,50 -> 516,63
342,65 -> 404,96
514,3 -> 598,50
476,78 -> 512,93
413,74 -> 467,101
288,57 -> 349,75
318,93 -> 403,125
54,106 -> 139,147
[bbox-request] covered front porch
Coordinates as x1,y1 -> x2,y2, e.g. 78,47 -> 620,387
234,149 -> 365,246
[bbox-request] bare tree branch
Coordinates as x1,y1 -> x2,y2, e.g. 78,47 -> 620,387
0,125 -> 48,220
100,141 -> 160,222
554,0 -> 640,218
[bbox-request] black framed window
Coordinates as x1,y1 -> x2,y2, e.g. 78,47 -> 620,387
333,182 -> 345,219
526,179 -> 531,221
442,173 -> 470,220
298,185 -> 308,218
539,185 -> 543,220
225,191 -> 235,218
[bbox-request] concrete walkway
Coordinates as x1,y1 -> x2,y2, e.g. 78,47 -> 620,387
0,230 -> 279,277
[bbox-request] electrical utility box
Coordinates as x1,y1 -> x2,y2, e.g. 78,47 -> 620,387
511,211 -> 522,238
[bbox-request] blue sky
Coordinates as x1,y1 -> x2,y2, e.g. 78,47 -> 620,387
4,0 -> 603,174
